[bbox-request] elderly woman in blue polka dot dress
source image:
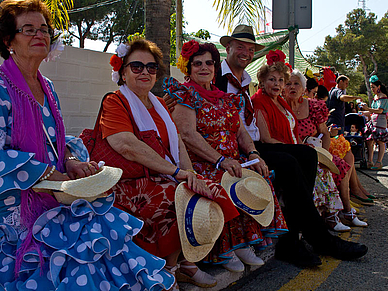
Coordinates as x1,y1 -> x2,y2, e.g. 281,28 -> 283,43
0,0 -> 174,290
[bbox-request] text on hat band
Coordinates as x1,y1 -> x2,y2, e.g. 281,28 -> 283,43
185,194 -> 201,247
230,182 -> 265,215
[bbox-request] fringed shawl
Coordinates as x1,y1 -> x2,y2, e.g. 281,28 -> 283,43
251,89 -> 299,144
0,57 -> 66,274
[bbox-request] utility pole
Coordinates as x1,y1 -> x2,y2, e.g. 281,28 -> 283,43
176,0 -> 183,62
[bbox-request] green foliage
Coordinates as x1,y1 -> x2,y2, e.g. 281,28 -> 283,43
310,8 -> 387,98
212,0 -> 264,34
190,29 -> 211,40
43,0 -> 73,30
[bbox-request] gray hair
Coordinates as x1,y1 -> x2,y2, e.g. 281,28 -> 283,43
291,69 -> 306,89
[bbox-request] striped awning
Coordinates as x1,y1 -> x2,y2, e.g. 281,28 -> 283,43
187,29 -> 319,84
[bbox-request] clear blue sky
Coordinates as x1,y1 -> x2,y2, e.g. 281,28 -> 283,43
184,0 -> 388,57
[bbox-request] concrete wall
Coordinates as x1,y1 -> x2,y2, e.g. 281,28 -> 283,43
36,46 -> 185,136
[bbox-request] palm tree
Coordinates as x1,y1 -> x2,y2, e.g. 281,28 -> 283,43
145,0 -> 172,96
212,0 -> 264,34
44,0 -> 73,31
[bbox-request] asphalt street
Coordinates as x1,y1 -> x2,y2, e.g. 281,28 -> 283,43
223,152 -> 388,291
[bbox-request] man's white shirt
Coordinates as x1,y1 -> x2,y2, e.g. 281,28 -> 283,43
220,60 -> 261,141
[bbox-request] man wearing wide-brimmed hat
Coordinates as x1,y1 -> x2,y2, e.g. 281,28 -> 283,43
215,25 -> 368,268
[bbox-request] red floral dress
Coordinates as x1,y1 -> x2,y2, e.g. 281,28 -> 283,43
298,99 -> 351,187
164,77 -> 288,264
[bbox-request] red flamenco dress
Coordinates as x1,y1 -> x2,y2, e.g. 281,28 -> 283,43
100,91 -> 237,259
163,78 -> 288,264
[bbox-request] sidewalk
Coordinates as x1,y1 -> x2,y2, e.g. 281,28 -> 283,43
181,152 -> 387,291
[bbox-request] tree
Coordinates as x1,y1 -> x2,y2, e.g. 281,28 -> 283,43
91,0 -> 144,52
310,9 -> 385,103
68,0 -> 114,48
145,0 -> 172,96
212,0 -> 264,34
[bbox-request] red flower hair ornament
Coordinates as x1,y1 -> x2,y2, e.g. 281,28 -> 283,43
181,40 -> 200,59
266,49 -> 286,66
285,62 -> 293,73
110,55 -> 123,71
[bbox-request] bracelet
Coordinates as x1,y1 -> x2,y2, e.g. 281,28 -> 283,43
172,167 -> 180,177
215,156 -> 225,170
186,169 -> 197,175
64,156 -> 79,164
40,165 -> 56,181
248,150 -> 260,157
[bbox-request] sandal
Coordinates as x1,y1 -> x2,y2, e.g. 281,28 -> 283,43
350,193 -> 374,206
176,260 -> 217,288
339,210 -> 368,227
325,212 -> 351,232
371,161 -> 383,170
367,161 -> 373,169
165,265 -> 179,291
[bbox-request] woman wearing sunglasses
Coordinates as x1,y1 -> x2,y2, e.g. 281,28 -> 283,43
100,38 -> 226,290
163,40 -> 287,273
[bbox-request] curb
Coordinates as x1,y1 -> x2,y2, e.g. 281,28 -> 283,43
180,243 -> 277,291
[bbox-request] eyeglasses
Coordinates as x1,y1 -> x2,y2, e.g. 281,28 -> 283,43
16,25 -> 53,37
124,61 -> 159,75
191,60 -> 215,67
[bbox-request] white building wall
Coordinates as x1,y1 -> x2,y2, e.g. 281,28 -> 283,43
3,46 -> 185,136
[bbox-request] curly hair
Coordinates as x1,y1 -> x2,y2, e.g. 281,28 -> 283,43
257,62 -> 291,88
0,0 -> 53,60
118,38 -> 165,85
186,42 -> 220,76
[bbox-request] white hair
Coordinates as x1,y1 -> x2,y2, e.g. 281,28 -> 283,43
291,69 -> 306,89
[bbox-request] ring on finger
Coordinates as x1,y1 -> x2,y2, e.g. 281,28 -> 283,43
88,163 -> 95,170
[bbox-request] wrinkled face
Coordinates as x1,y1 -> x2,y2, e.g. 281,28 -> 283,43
122,50 -> 157,94
226,40 -> 255,70
284,75 -> 305,100
189,52 -> 215,88
10,12 -> 50,60
371,83 -> 380,95
263,71 -> 285,98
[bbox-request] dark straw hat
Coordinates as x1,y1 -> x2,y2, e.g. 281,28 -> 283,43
220,24 -> 265,52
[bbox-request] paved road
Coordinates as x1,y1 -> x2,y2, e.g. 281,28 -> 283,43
224,153 -> 388,291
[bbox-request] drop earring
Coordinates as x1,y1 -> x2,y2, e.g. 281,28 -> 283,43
9,48 -> 14,55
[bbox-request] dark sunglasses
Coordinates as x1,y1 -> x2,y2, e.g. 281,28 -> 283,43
191,60 -> 215,67
124,61 -> 159,75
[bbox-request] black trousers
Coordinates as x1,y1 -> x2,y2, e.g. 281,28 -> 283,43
254,142 -> 331,244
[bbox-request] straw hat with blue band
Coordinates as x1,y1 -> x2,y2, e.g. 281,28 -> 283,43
175,182 -> 224,262
221,169 -> 274,227
220,24 -> 265,52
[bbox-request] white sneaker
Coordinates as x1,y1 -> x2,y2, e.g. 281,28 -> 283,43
235,247 -> 265,266
223,251 -> 245,272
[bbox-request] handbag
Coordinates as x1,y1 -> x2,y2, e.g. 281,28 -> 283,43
80,92 -> 175,179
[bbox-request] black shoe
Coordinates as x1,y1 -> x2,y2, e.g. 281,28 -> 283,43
275,238 -> 322,268
314,235 -> 368,260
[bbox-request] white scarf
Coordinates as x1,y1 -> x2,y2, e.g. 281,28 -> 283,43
119,85 -> 180,166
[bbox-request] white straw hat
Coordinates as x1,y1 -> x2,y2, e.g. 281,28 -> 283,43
175,182 -> 224,262
33,166 -> 123,205
314,147 -> 340,174
221,169 -> 274,227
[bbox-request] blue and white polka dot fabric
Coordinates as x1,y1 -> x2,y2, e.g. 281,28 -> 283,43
0,76 -> 174,290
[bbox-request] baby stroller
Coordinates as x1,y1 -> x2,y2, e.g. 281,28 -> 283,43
344,113 -> 368,169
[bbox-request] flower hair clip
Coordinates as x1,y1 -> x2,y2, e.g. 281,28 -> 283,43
44,32 -> 64,62
110,43 -> 130,83
266,49 -> 286,66
369,75 -> 379,83
177,40 -> 200,75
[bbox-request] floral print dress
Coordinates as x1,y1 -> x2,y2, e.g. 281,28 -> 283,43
164,78 -> 288,264
297,99 -> 344,214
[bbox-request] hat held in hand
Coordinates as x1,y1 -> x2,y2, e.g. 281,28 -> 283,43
221,169 -> 274,227
33,166 -> 123,205
175,182 -> 224,262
